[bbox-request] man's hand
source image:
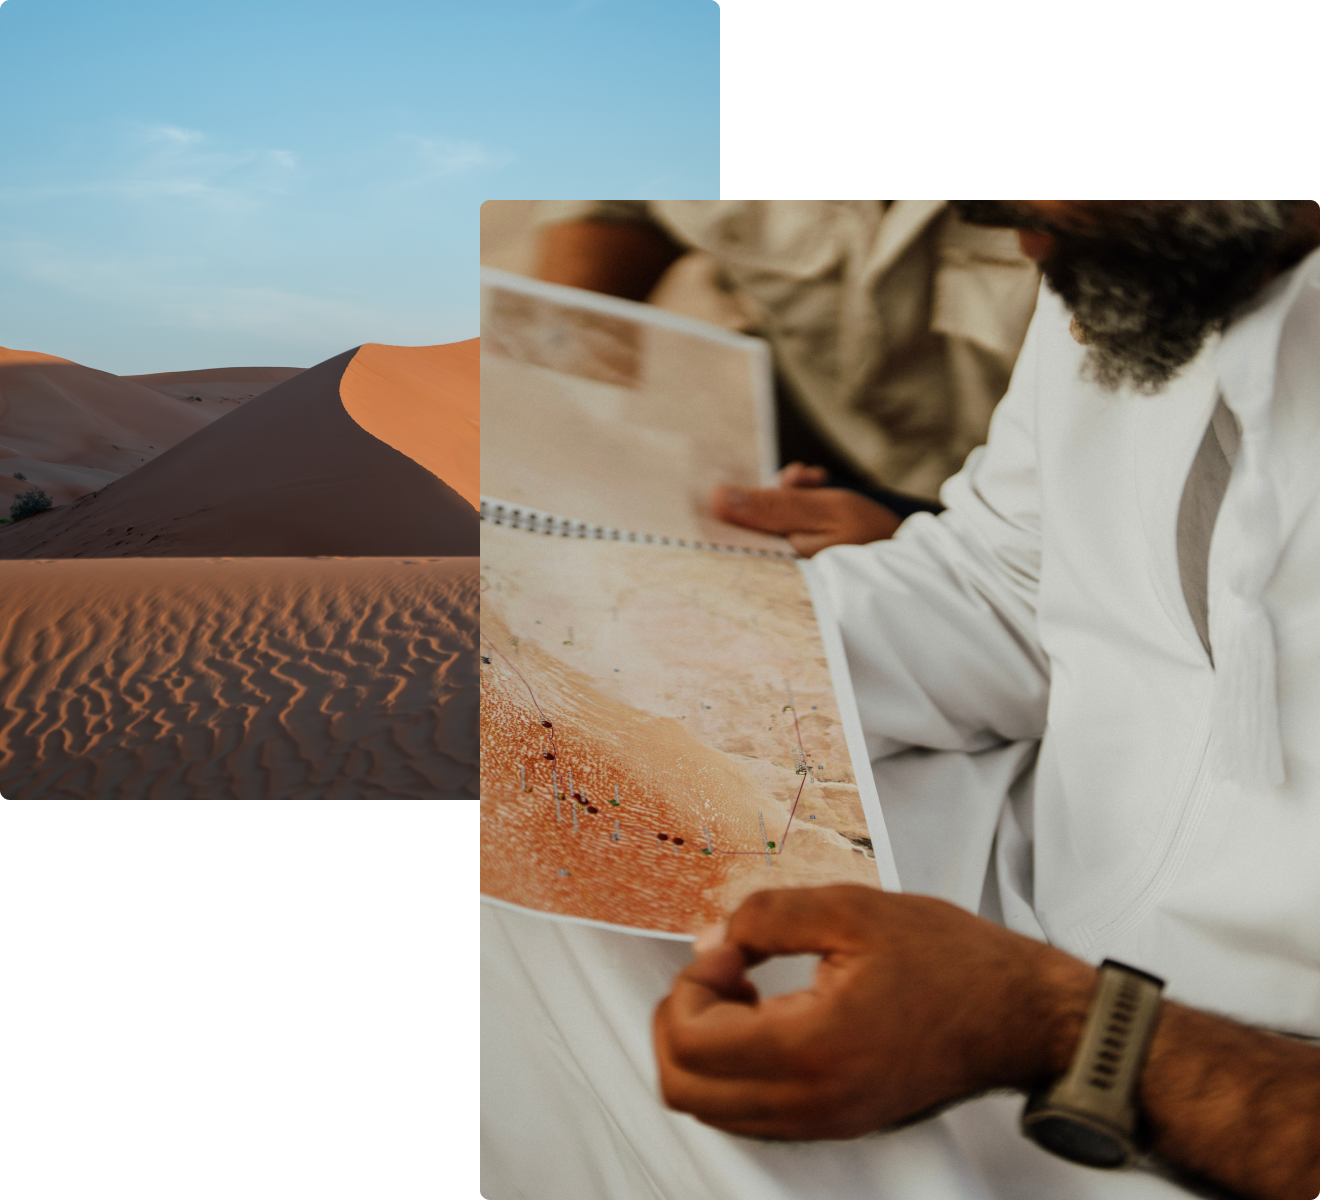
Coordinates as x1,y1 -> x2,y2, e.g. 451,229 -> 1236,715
710,464 -> 901,557
654,886 -> 1320,1200
653,886 -> 1093,1141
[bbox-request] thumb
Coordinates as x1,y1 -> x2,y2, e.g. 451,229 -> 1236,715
785,531 -> 837,559
667,943 -> 759,1022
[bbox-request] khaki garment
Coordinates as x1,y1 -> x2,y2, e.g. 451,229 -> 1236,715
537,200 -> 1041,500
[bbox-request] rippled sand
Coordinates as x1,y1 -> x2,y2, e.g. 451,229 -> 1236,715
0,557 -> 476,799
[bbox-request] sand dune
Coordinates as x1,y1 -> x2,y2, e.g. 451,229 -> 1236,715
0,345 -> 480,557
0,345 -> 215,512
341,340 -> 479,509
0,557 -> 477,799
126,365 -> 304,423
127,366 -> 303,386
2,457 -> 120,510
0,343 -> 479,800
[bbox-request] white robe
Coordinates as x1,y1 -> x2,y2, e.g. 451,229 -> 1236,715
817,255 -> 1320,1035
481,253 -> 1320,1197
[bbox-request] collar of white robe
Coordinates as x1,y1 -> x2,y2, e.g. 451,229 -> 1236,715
1209,246 -> 1320,789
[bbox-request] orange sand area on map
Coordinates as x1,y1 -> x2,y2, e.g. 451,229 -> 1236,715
483,605 -> 745,931
479,529 -> 882,935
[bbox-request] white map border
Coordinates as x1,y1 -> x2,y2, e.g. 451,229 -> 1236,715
798,556 -> 902,892
480,893 -> 697,942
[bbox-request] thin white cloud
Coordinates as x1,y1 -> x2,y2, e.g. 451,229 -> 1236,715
142,125 -> 206,149
401,135 -> 512,179
3,241 -> 383,348
0,123 -> 297,212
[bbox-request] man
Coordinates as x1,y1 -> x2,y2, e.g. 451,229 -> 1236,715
534,200 -> 1041,550
654,201 -> 1320,1199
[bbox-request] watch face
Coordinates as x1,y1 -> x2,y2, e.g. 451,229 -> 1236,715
1027,1114 -> 1129,1169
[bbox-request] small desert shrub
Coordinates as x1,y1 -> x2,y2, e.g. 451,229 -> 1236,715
10,486 -> 53,521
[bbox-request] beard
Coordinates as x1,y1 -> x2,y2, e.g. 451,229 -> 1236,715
950,201 -> 1304,393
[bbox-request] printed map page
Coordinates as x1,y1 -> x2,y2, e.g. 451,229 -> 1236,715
480,522 -> 884,937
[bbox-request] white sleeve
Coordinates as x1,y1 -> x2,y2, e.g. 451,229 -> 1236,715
812,297 -> 1051,761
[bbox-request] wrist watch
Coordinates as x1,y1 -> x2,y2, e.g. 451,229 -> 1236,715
1020,958 -> 1165,1168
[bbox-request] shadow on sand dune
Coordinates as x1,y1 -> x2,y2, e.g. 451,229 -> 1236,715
0,346 -> 479,558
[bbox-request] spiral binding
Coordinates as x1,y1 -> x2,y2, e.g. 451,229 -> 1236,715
479,496 -> 793,559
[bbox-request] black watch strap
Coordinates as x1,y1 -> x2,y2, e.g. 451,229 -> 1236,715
1021,959 -> 1165,1168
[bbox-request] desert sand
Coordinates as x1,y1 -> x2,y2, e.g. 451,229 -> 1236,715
0,557 -> 477,799
0,340 -> 479,799
480,523 -> 880,936
0,345 -> 216,512
0,345 -> 479,557
341,340 -> 479,509
126,365 -> 304,423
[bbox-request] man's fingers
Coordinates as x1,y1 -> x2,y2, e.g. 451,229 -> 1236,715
659,946 -> 835,1078
679,943 -> 757,1004
711,485 -> 841,535
660,1080 -> 877,1141
692,921 -> 728,955
725,885 -> 887,964
656,1053 -> 867,1138
656,979 -> 775,1078
657,992 -> 878,1138
711,485 -> 902,549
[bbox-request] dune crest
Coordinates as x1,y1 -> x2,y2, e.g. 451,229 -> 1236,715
0,345 -> 479,558
340,340 -> 479,508
127,366 -> 303,386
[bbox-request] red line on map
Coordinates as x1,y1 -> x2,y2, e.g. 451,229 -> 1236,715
779,685 -> 809,850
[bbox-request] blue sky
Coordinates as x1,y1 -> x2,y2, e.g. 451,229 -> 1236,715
0,0 -> 718,373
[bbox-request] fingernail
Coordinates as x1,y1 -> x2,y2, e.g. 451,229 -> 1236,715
721,487 -> 748,510
693,921 -> 728,954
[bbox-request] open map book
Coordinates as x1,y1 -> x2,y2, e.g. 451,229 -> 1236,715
480,268 -> 900,939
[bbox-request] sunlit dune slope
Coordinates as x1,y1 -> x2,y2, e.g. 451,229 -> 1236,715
0,557 -> 477,799
0,345 -> 214,510
0,346 -> 480,557
340,339 -> 479,508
